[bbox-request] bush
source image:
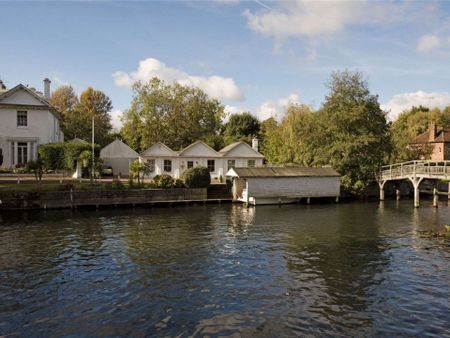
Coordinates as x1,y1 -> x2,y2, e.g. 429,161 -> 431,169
181,166 -> 211,188
39,142 -> 99,171
173,179 -> 185,188
111,179 -> 125,190
153,174 -> 175,189
26,158 -> 44,182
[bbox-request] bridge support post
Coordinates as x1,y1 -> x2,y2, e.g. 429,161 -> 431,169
396,189 -> 400,201
433,188 -> 438,208
409,177 -> 423,208
379,181 -> 386,201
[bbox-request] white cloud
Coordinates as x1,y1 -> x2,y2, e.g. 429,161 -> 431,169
52,76 -> 69,87
417,34 -> 441,53
243,1 -> 408,42
113,58 -> 244,101
381,91 -> 450,120
109,109 -> 123,132
255,93 -> 300,121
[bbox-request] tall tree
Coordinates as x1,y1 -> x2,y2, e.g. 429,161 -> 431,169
222,112 -> 260,145
259,117 -> 281,162
317,70 -> 392,193
63,87 -> 113,146
49,85 -> 78,117
120,77 -> 224,151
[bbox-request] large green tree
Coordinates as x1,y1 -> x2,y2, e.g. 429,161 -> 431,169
50,86 -> 114,146
316,70 -> 392,193
120,77 -> 224,151
64,87 -> 113,146
222,112 -> 260,145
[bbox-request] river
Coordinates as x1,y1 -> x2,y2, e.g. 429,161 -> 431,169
0,201 -> 449,337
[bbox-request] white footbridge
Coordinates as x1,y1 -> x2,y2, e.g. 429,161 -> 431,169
378,160 -> 450,207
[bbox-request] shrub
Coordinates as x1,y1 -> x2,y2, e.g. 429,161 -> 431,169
111,179 -> 125,190
39,142 -> 99,171
181,166 -> 211,188
26,158 -> 44,182
153,174 -> 175,189
173,179 -> 185,188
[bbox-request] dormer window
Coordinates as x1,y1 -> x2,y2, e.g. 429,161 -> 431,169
17,111 -> 27,127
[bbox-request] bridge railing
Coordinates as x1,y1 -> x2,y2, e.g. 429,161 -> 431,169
380,160 -> 450,181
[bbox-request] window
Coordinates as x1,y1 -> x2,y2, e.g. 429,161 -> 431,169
227,160 -> 235,171
17,142 -> 28,165
207,160 -> 215,172
147,159 -> 155,172
17,111 -> 27,127
248,160 -> 255,168
164,159 -> 172,172
187,161 -> 194,169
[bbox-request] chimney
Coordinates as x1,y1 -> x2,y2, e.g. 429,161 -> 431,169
429,120 -> 437,142
43,78 -> 51,99
252,137 -> 259,152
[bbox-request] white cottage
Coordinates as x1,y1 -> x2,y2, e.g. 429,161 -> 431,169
0,79 -> 64,168
140,139 -> 264,180
226,167 -> 340,205
100,139 -> 139,176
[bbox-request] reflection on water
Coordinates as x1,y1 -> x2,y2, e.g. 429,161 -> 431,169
0,201 -> 449,337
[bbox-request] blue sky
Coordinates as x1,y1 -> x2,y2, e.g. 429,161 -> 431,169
1,0 -> 450,129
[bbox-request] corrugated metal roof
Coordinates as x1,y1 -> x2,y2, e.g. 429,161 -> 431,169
229,167 -> 340,178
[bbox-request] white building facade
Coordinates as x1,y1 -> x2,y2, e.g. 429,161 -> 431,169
0,79 -> 64,168
141,140 -> 264,180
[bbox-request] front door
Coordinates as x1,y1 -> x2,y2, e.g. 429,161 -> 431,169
17,142 -> 28,165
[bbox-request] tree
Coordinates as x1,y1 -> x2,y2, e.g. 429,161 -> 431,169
316,70 -> 392,193
130,160 -> 150,185
222,112 -> 260,145
49,85 -> 78,118
259,117 -> 282,163
52,87 -> 114,146
120,77 -> 224,152
390,106 -> 432,161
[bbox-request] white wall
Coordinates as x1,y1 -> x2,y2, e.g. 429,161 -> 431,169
247,176 -> 340,198
0,108 -> 63,167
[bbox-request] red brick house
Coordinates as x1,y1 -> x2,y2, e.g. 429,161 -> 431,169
409,121 -> 450,160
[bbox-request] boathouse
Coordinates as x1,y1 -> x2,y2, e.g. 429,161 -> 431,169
226,167 -> 340,205
100,139 -> 139,176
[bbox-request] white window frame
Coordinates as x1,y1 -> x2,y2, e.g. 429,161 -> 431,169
17,111 -> 28,128
164,159 -> 172,172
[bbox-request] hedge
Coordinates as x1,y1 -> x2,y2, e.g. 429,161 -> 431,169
39,142 -> 100,171
181,166 -> 211,188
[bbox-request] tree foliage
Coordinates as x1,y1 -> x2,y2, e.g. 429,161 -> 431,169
120,78 -> 224,152
51,86 -> 114,147
222,112 -> 260,145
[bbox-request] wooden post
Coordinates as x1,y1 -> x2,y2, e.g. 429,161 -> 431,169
306,197 -> 311,205
433,188 -> 438,208
448,182 -> 450,202
414,184 -> 420,208
335,196 -> 339,203
396,189 -> 400,201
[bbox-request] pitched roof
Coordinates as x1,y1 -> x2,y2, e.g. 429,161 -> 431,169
177,140 -> 220,157
227,167 -> 340,178
69,138 -> 89,144
411,128 -> 450,144
100,139 -> 139,158
141,142 -> 177,157
0,84 -> 61,120
219,141 -> 264,158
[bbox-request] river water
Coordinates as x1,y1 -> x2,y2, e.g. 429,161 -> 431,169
0,201 -> 449,337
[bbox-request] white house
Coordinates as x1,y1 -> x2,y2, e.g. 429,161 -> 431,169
100,139 -> 139,176
0,78 -> 64,168
226,167 -> 340,205
140,139 -> 264,180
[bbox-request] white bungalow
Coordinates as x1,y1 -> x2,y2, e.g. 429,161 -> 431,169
140,139 -> 265,180
0,78 -> 64,168
100,139 -> 139,176
226,167 -> 341,205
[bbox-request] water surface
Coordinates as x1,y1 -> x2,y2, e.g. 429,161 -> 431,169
0,201 -> 449,337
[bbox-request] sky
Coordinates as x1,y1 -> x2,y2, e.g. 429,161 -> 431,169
1,0 -> 450,130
